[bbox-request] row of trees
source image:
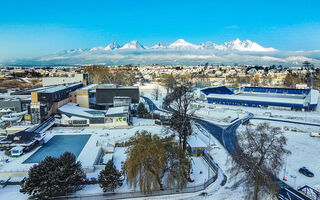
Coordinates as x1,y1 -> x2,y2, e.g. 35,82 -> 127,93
84,65 -> 140,86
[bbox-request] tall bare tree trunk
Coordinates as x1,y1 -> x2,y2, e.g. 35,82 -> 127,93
254,171 -> 259,200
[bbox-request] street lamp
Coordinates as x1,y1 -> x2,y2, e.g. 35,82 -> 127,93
208,133 -> 211,180
290,175 -> 297,188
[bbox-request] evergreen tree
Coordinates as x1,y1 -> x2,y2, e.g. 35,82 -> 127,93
57,152 -> 87,194
20,152 -> 87,199
98,160 -> 123,192
137,102 -> 147,116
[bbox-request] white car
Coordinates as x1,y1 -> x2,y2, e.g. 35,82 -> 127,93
310,132 -> 320,137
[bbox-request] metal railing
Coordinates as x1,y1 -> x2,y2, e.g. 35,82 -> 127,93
52,155 -> 220,200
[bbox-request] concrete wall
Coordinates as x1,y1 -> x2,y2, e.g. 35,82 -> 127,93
77,94 -> 89,108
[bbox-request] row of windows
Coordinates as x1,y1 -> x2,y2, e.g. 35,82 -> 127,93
73,120 -> 87,125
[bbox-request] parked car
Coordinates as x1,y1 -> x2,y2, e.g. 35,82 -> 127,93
310,132 -> 320,137
299,167 -> 314,177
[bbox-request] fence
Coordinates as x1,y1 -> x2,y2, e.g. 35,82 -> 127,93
52,155 -> 220,200
52,179 -> 215,200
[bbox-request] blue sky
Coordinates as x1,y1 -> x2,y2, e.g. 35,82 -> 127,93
0,0 -> 320,60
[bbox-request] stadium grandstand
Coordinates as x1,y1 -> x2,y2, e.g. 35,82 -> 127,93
200,86 -> 319,111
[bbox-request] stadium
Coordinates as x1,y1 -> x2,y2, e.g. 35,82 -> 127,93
200,86 -> 319,111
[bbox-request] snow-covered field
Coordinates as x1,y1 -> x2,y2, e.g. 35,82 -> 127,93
195,96 -> 320,124
238,119 -> 320,190
193,104 -> 247,125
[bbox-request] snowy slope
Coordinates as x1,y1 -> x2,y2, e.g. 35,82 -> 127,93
90,42 -> 122,51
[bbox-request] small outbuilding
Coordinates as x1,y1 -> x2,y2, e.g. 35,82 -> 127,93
10,146 -> 24,157
187,135 -> 207,157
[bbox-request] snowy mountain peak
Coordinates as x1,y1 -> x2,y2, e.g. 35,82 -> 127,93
121,40 -> 145,49
106,42 -> 122,50
168,39 -> 200,50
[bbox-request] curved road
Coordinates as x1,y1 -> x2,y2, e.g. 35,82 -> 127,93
194,116 -> 309,200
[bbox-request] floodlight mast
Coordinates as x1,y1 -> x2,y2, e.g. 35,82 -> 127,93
200,62 -> 209,87
303,61 -> 315,89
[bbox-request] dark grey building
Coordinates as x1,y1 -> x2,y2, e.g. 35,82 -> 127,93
95,85 -> 139,108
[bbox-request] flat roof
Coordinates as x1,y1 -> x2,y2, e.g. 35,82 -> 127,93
97,85 -> 138,89
78,84 -> 98,90
41,82 -> 82,93
237,93 -> 305,100
188,135 -> 207,148
106,106 -> 129,115
58,103 -> 105,118
207,93 -> 306,105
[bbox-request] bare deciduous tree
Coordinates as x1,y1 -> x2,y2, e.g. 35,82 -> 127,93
229,122 -> 291,200
162,73 -> 177,94
152,84 -> 159,101
168,86 -> 194,151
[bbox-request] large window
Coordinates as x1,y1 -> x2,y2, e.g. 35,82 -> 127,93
72,120 -> 87,125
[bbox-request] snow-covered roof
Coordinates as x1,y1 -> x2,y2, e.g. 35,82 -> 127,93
106,106 -> 129,115
58,103 -> 105,118
11,146 -> 24,151
103,154 -> 113,164
188,135 -> 207,148
207,93 -> 306,105
41,82 -> 82,93
79,84 -> 98,90
309,89 -> 319,105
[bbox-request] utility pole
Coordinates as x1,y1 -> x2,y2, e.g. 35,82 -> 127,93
283,156 -> 287,181
152,104 -> 154,119
290,175 -> 297,188
207,131 -> 211,180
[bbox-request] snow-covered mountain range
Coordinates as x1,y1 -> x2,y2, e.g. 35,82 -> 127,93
4,39 -> 320,66
84,38 -> 276,52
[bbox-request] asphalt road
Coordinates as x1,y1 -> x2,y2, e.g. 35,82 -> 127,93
194,116 -> 309,200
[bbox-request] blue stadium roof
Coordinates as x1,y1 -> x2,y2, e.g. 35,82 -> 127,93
201,86 -> 233,95
243,87 -> 310,95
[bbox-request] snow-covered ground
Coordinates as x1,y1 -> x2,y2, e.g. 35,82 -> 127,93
0,185 -> 28,200
193,104 -> 247,125
238,119 -> 320,190
190,121 -> 248,200
139,83 -> 167,110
